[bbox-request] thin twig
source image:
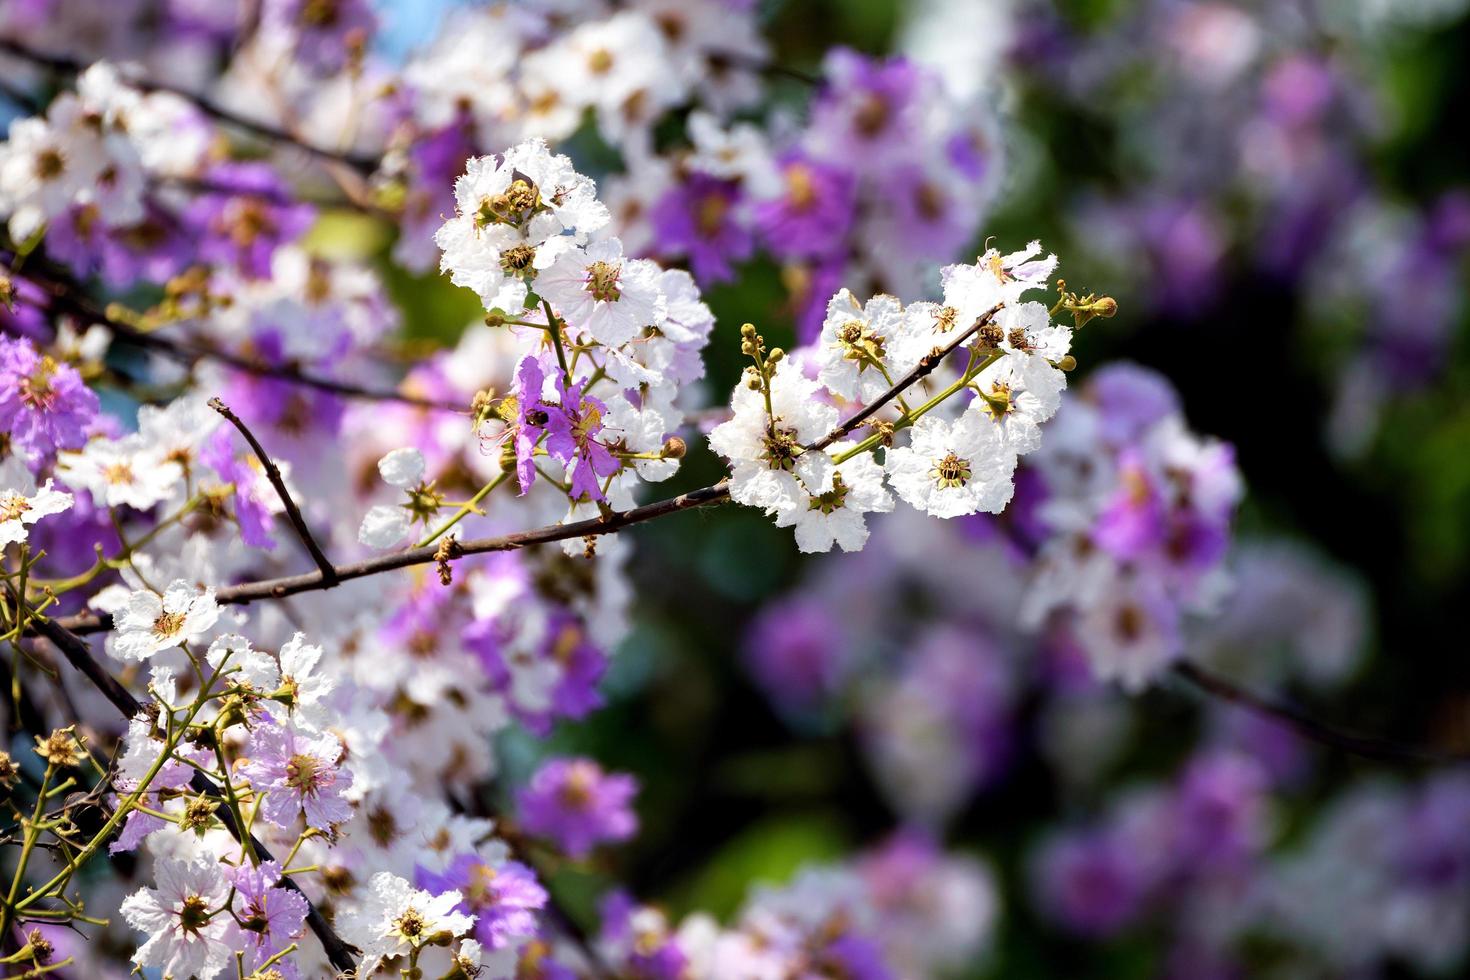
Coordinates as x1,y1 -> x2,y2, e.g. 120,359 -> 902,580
51,482 -> 734,634
704,47 -> 822,87
209,397 -> 338,584
1172,662 -> 1469,766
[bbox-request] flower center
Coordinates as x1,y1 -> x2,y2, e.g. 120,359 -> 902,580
396,907 -> 426,939
104,461 -> 136,486
786,163 -> 816,210
837,319 -> 886,369
500,243 -> 537,273
854,93 -> 890,138
696,191 -> 728,236
20,357 -> 59,409
34,148 -> 65,181
152,610 -> 187,639
558,766 -> 595,810
808,474 -> 849,515
760,426 -> 803,472
476,178 -> 541,229
300,0 -> 340,27
587,48 -> 614,74
931,452 -> 972,489
465,863 -> 498,906
285,753 -> 323,794
584,261 -> 622,302
178,894 -> 211,934
0,493 -> 29,524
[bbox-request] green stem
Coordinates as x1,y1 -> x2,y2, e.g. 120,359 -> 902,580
416,470 -> 511,548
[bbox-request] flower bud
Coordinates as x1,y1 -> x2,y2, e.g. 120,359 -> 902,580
740,322 -> 757,338
767,347 -> 785,363
1058,355 -> 1077,371
661,436 -> 687,459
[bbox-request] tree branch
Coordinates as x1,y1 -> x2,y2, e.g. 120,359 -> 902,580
1172,661 -> 1470,766
209,397 -> 338,584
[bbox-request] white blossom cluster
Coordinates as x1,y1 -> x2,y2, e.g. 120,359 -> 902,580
711,243 -> 1071,552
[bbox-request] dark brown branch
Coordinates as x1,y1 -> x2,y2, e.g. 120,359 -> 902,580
0,38 -> 377,174
705,47 -> 822,87
209,397 -> 338,585
51,482 -> 734,635
1172,662 -> 1470,766
6,259 -> 466,414
15,599 -> 360,973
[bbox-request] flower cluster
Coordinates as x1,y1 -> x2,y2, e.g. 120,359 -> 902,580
711,242 -> 1078,553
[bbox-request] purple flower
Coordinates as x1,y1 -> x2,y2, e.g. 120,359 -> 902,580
201,428 -> 282,550
1170,752 -> 1268,870
821,933 -> 895,980
0,334 -> 99,457
743,597 -> 849,714
468,609 -> 608,735
599,892 -> 686,979
807,50 -> 929,168
264,0 -> 378,73
545,377 -> 619,502
753,153 -> 855,261
517,757 -> 638,859
228,860 -> 309,980
512,354 -> 550,495
416,853 -> 547,951
1033,829 -> 1151,937
185,162 -> 315,279
650,174 -> 753,284
1087,364 -> 1182,445
242,722 -> 353,831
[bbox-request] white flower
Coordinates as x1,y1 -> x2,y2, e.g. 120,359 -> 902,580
359,505 -> 414,550
206,634 -> 277,691
686,111 -> 780,195
709,360 -> 838,517
377,447 -> 426,488
539,238 -> 666,347
940,241 -> 1058,330
0,96 -> 102,239
435,140 -> 608,313
135,395 -> 223,480
817,289 -> 918,402
57,435 -> 183,511
339,872 -> 477,976
558,12 -> 688,150
774,453 -> 894,553
358,448 -> 427,549
121,858 -> 239,980
112,580 -> 221,662
885,413 -> 1016,518
0,456 -> 72,546
277,632 -> 336,725
1076,577 -> 1181,693
997,301 -> 1072,362
968,354 -> 1067,455
602,400 -> 677,481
